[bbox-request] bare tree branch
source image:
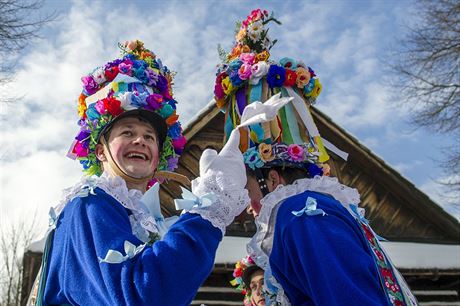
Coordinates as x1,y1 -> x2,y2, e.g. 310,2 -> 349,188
388,0 -> 460,190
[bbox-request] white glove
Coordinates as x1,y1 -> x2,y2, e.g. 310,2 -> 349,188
187,128 -> 249,235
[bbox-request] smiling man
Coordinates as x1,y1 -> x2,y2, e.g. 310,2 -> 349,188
32,41 -> 250,306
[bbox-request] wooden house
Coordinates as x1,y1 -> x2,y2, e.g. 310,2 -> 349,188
21,103 -> 460,305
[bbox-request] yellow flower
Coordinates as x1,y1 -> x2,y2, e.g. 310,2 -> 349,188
222,76 -> 234,95
236,28 -> 247,41
258,143 -> 274,162
310,79 -> 322,99
255,50 -> 270,62
295,67 -> 311,88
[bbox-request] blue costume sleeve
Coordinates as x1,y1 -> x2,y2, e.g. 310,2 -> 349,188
269,191 -> 389,306
44,189 -> 222,306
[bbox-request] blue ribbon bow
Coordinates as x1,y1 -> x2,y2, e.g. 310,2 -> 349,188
140,182 -> 177,238
292,197 -> 326,217
174,187 -> 217,211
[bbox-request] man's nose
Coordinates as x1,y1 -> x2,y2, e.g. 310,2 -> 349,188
132,135 -> 146,145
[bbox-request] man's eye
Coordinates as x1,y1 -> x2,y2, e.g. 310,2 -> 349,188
122,131 -> 132,136
145,135 -> 156,141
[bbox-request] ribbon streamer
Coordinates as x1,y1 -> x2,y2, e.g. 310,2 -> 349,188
174,187 -> 217,211
292,197 -> 326,217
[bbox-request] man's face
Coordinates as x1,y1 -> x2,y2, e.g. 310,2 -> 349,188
249,269 -> 266,306
245,175 -> 264,218
104,117 -> 160,178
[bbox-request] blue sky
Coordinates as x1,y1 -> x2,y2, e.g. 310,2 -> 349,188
1,0 -> 458,232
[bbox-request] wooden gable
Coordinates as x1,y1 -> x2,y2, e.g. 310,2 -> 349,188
160,102 -> 460,243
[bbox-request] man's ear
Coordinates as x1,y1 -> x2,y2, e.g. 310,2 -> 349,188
267,169 -> 282,190
95,144 -> 106,162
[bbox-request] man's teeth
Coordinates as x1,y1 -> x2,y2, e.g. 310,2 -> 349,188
127,153 -> 147,160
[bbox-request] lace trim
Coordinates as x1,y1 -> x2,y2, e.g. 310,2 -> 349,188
188,172 -> 250,235
53,173 -> 160,242
247,176 -> 361,305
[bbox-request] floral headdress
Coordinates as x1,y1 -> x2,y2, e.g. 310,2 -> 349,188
214,9 -> 330,176
68,40 -> 186,177
230,255 -> 261,305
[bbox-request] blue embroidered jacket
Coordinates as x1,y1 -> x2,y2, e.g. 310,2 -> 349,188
269,191 -> 391,306
43,188 -> 222,306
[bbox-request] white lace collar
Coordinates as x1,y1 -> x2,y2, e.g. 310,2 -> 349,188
247,176 -> 361,305
53,173 -> 160,242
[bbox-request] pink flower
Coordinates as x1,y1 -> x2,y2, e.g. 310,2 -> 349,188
172,136 -> 186,150
287,144 -> 304,161
81,75 -> 98,95
238,63 -> 252,80
74,141 -> 89,157
95,100 -> 107,114
239,53 -> 255,65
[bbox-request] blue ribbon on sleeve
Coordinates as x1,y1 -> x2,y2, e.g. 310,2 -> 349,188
174,187 -> 217,211
292,197 -> 326,217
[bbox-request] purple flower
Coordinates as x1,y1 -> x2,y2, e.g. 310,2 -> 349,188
81,75 -> 99,95
267,65 -> 286,88
118,61 -> 133,75
146,93 -> 163,110
75,129 -> 91,141
156,75 -> 168,93
167,157 -> 179,170
145,68 -> 159,86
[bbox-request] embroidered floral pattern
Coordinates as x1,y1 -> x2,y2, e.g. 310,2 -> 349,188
360,223 -> 405,306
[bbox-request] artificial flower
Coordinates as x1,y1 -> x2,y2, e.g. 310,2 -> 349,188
104,66 -> 119,82
239,53 -> 255,65
284,69 -> 297,87
131,91 -> 149,108
103,96 -> 123,116
74,141 -> 89,157
236,27 -> 247,42
258,143 -> 275,162
95,100 -> 107,115
241,45 -> 251,53
159,104 -> 174,118
310,79 -> 322,99
303,78 -> 315,96
247,20 -> 263,42
146,93 -> 163,110
295,67 -> 311,88
85,104 -> 101,120
172,135 -> 186,150
92,67 -> 107,85
266,64 -> 286,88
118,61 -> 133,76
249,61 -> 269,85
238,63 -> 252,80
229,70 -> 243,87
81,75 -> 99,95
222,76 -> 234,95
255,50 -> 270,62
244,147 -> 264,169
279,57 -> 297,70
287,144 -> 304,161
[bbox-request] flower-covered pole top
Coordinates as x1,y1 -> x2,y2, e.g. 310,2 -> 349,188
230,254 -> 260,305
68,40 -> 186,178
214,9 -> 331,176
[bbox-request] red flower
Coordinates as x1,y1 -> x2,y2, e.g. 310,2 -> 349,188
104,66 -> 119,82
284,69 -> 297,87
103,97 -> 123,117
234,268 -> 243,277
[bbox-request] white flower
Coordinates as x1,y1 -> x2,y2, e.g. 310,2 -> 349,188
249,61 -> 270,85
116,92 -> 136,110
247,20 -> 263,42
92,67 -> 106,85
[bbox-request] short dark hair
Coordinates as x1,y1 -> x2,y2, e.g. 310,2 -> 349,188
246,165 -> 309,184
